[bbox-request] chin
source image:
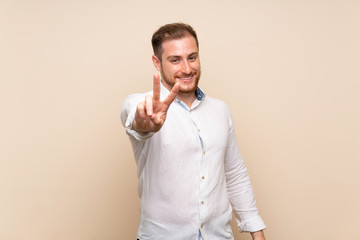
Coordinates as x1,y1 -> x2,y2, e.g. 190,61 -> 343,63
179,77 -> 200,93
179,85 -> 197,93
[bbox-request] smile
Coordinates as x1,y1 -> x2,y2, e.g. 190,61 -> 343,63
178,75 -> 193,82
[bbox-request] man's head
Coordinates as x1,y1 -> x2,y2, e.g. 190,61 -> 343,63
151,23 -> 201,96
151,23 -> 199,61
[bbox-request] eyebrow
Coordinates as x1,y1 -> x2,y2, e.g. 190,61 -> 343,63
166,52 -> 198,60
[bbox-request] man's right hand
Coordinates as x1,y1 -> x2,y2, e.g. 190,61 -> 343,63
132,73 -> 180,133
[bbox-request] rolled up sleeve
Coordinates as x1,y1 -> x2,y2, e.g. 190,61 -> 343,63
120,94 -> 155,142
224,108 -> 266,233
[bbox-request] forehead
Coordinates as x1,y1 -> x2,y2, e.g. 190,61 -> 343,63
161,35 -> 198,58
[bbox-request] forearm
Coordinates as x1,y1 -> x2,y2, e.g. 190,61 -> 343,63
251,230 -> 265,240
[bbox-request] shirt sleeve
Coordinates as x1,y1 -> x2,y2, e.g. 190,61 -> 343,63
224,108 -> 266,233
120,94 -> 155,141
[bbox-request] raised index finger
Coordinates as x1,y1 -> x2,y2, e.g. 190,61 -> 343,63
153,72 -> 161,101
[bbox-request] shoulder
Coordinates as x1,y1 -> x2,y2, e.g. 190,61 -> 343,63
122,90 -> 152,107
120,91 -> 153,128
203,95 -> 231,113
120,90 -> 152,121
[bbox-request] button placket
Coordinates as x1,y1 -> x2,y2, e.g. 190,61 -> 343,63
190,109 -> 208,233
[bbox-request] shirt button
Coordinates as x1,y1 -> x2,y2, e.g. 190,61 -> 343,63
201,201 -> 204,205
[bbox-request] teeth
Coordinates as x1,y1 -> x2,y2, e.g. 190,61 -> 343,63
179,76 -> 192,80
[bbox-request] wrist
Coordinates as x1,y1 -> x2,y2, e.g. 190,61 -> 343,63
251,230 -> 265,240
132,119 -> 147,133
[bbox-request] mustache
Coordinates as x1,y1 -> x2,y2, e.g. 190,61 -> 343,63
177,72 -> 196,78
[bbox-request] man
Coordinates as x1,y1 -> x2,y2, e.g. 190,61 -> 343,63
121,23 -> 266,240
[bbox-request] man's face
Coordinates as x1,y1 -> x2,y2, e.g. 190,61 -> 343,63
154,34 -> 201,94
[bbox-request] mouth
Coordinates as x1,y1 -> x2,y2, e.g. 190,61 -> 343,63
177,75 -> 194,82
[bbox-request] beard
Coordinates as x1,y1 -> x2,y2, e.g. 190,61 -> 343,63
160,68 -> 201,94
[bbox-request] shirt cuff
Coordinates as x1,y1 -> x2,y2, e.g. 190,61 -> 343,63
237,215 -> 267,233
124,105 -> 155,141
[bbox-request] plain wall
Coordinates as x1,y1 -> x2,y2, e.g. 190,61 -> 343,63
1,0 -> 359,239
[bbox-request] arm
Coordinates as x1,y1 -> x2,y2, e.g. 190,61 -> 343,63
224,109 -> 266,234
251,230 -> 265,240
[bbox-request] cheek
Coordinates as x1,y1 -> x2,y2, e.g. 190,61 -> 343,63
170,68 -> 182,76
191,62 -> 200,70
164,65 -> 177,73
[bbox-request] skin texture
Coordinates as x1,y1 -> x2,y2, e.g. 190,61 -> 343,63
251,230 -> 265,240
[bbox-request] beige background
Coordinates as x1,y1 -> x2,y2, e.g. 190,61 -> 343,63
1,0 -> 359,239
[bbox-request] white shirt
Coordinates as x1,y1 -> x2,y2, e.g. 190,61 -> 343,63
121,83 -> 266,240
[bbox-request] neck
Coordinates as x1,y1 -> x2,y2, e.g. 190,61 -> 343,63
176,91 -> 197,108
161,81 -> 197,108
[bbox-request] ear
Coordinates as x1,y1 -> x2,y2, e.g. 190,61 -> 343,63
152,55 -> 161,72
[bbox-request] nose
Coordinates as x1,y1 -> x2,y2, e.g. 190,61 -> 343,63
181,60 -> 191,74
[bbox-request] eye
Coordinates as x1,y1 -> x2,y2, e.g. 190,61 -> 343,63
170,58 -> 179,63
189,55 -> 197,61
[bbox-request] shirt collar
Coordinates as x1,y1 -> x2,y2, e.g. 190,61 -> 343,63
195,87 -> 205,101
